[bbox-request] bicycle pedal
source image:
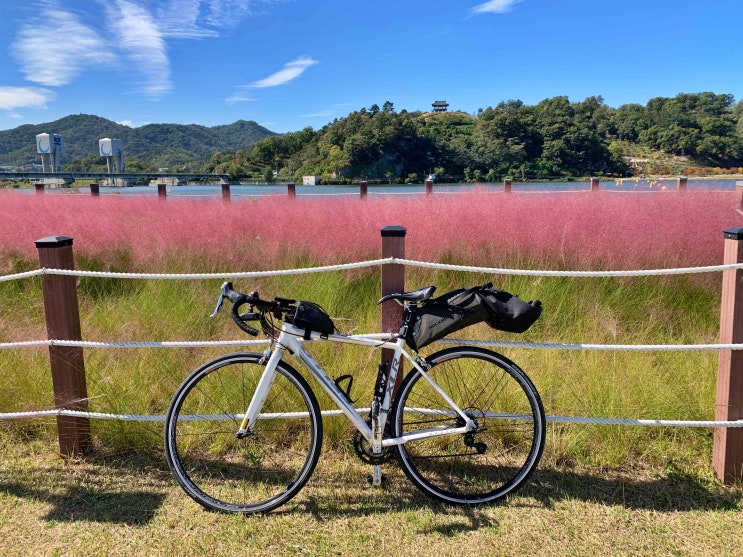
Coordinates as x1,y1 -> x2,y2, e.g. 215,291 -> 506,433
366,473 -> 387,486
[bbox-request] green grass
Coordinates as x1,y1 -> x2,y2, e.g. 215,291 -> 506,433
0,260 -> 724,468
1,251 -> 741,554
0,433 -> 740,557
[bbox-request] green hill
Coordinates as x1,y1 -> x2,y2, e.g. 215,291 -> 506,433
0,114 -> 276,170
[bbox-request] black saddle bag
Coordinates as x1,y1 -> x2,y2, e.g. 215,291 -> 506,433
405,283 -> 542,351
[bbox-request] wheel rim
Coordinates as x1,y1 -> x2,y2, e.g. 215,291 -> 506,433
394,349 -> 544,503
166,355 -> 321,513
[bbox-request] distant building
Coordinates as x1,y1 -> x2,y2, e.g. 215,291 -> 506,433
149,176 -> 183,186
303,175 -> 322,185
36,133 -> 63,173
432,100 -> 449,112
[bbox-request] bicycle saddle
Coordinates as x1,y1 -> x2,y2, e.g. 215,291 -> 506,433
377,285 -> 436,305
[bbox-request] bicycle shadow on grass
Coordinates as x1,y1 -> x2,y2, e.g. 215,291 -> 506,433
0,480 -> 166,525
2,446 -> 740,529
294,462 -> 741,535
296,457 -> 512,533
0,450 -> 170,526
521,465 -> 742,513
299,473 -> 500,535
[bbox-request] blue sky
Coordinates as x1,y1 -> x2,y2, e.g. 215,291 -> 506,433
1,0 -> 742,134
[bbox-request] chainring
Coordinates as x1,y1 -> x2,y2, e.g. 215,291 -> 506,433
352,422 -> 395,465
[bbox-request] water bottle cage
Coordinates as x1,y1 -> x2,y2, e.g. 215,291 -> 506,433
333,374 -> 357,404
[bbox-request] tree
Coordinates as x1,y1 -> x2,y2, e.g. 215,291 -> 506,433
325,145 -> 348,177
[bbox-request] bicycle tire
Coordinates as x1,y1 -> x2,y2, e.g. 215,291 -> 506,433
391,346 -> 545,505
164,352 -> 322,514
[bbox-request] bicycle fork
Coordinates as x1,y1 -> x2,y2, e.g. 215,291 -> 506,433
236,345 -> 285,438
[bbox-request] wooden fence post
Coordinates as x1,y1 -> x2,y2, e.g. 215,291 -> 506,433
157,183 -> 167,199
736,182 -> 743,209
288,182 -> 296,198
714,227 -> 743,482
35,236 -> 90,456
425,180 -> 433,196
90,183 -> 100,197
504,178 -> 512,194
590,177 -> 600,191
360,181 -> 368,199
677,176 -> 687,190
221,183 -> 231,202
35,182 -> 45,195
381,225 -> 406,389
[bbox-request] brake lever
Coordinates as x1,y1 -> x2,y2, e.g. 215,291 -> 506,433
210,292 -> 225,318
210,281 -> 234,318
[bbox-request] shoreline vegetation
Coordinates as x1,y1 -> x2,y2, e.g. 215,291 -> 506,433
4,92 -> 743,185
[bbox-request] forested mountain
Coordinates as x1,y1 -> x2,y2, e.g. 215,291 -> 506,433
0,114 -> 275,171
208,92 -> 743,182
3,92 -> 742,181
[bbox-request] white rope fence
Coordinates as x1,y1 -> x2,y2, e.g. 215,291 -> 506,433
2,257 -> 742,428
3,337 -> 743,352
4,257 -> 743,282
2,407 -> 740,427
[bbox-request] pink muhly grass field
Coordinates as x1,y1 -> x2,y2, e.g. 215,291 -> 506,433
0,190 -> 739,271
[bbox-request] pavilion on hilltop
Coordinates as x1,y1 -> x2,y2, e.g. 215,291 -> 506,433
432,100 -> 449,112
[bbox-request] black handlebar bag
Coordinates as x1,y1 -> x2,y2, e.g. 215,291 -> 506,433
405,284 -> 542,351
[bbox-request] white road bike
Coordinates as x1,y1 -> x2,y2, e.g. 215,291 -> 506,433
164,282 -> 545,514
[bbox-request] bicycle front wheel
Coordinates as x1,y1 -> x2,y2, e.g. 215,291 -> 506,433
392,347 -> 545,505
164,352 -> 322,514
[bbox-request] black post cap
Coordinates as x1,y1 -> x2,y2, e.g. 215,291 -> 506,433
35,236 -> 74,248
724,228 -> 743,240
381,225 -> 407,237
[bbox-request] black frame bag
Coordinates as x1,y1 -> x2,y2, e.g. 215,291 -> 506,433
405,283 -> 542,351
287,301 -> 336,339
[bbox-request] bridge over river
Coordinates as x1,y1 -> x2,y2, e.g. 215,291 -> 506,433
0,171 -> 230,185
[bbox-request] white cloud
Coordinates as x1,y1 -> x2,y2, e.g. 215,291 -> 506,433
158,0 -> 291,38
301,110 -> 333,118
117,120 -> 135,127
157,0 -> 219,38
104,0 -> 172,99
11,1 -> 114,87
0,86 -> 56,111
471,0 -> 522,14
201,0 -> 255,28
248,56 -> 318,88
9,0 -> 293,104
225,89 -> 257,103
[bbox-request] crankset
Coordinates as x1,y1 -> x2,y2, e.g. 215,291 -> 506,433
352,419 -> 394,465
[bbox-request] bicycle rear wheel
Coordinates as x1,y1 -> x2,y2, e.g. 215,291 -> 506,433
392,346 -> 545,505
164,352 -> 322,514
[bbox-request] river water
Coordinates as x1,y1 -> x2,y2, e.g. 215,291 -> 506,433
17,178 -> 743,198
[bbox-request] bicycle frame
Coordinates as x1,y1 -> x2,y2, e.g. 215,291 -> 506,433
236,322 -> 478,452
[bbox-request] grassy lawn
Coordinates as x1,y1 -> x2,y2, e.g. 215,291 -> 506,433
0,433 -> 741,557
